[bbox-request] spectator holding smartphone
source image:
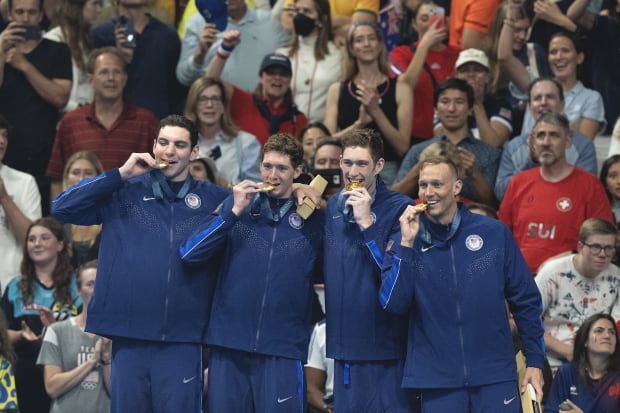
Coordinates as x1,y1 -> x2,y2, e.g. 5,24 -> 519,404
91,0 -> 184,118
0,0 -> 72,215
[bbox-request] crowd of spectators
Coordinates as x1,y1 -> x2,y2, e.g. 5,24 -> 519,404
1,0 -> 620,411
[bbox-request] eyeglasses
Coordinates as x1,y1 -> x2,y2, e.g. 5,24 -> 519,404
197,95 -> 223,105
583,242 -> 616,256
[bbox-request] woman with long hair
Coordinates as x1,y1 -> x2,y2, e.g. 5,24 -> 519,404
519,31 -> 606,139
37,260 -> 111,413
324,20 -> 413,185
276,0 -> 342,122
1,217 -> 81,413
545,313 -> 620,413
185,76 -> 261,187
44,0 -> 102,111
62,151 -> 104,268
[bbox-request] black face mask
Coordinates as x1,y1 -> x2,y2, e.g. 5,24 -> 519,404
293,13 -> 316,37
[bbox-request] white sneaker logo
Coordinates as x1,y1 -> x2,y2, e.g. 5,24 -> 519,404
182,376 -> 196,384
421,245 -> 434,252
277,396 -> 293,404
503,396 -> 516,405
143,196 -> 157,201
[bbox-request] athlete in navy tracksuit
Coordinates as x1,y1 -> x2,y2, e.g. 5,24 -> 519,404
180,133 -> 324,412
323,129 -> 415,412
52,115 -> 229,413
379,156 -> 545,413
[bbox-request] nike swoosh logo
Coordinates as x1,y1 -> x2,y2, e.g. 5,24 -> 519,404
504,396 -> 516,405
182,376 -> 196,384
421,245 -> 434,252
143,196 -> 157,201
277,396 -> 293,403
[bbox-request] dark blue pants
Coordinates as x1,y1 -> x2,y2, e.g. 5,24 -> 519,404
418,381 -> 521,413
207,347 -> 305,413
110,338 -> 203,413
333,359 -> 415,413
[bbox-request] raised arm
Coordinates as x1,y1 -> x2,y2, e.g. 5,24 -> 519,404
379,205 -> 420,314
497,5 -> 533,94
204,30 -> 239,101
397,19 -> 447,90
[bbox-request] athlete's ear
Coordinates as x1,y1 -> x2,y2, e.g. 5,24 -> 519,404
453,179 -> 463,197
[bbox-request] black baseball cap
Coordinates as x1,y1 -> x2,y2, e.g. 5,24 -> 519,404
259,53 -> 292,75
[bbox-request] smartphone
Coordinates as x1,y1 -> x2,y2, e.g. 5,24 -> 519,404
17,25 -> 42,41
208,146 -> 222,161
313,169 -> 342,188
117,15 -> 136,48
428,6 -> 445,29
558,401 -> 571,411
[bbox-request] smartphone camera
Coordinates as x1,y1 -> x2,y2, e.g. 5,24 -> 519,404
117,15 -> 136,49
17,25 -> 42,41
313,169 -> 342,189
428,6 -> 445,29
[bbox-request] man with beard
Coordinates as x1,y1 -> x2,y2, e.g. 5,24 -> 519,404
494,77 -> 597,201
499,112 -> 613,275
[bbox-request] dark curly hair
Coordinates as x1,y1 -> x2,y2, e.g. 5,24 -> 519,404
19,217 -> 75,309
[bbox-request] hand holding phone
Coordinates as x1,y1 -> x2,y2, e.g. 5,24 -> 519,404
428,6 -> 445,29
117,15 -> 136,48
16,25 -> 42,41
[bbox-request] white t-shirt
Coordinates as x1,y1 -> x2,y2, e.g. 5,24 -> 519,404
536,254 -> 620,366
306,322 -> 334,399
0,164 -> 41,292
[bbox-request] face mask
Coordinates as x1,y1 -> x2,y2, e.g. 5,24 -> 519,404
293,13 -> 316,37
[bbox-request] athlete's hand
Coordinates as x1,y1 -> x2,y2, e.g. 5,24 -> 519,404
520,366 -> 544,405
292,183 -> 321,209
344,186 -> 373,230
119,153 -> 156,180
231,180 -> 258,216
399,205 -> 421,247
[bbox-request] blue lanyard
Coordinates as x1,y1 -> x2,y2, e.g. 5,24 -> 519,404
150,169 -> 192,200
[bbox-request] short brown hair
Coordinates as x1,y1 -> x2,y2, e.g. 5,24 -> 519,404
578,218 -> 617,244
340,129 -> 384,164
261,133 -> 304,168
